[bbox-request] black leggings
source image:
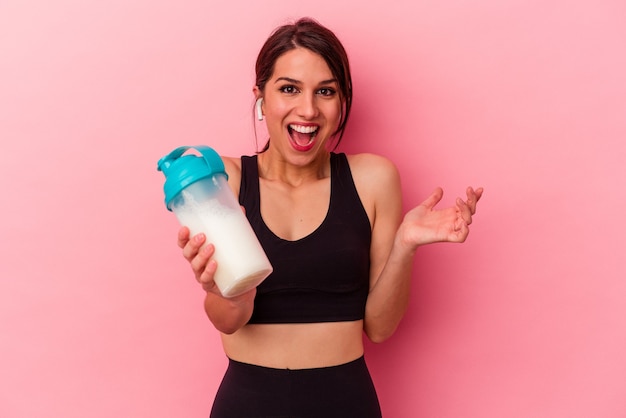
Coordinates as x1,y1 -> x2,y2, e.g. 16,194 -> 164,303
210,356 -> 382,418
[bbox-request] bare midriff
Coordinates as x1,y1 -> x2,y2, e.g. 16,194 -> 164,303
220,320 -> 365,369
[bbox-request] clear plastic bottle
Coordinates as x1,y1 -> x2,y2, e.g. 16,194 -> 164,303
157,146 -> 272,297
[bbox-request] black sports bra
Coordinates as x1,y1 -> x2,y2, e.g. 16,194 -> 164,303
239,152 -> 371,324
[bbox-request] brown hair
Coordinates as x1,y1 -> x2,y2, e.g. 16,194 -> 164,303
255,17 -> 353,151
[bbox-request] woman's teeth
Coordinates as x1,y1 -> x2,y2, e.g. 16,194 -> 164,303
289,124 -> 318,134
288,125 -> 318,146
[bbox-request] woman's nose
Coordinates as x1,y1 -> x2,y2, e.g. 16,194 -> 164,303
296,94 -> 319,119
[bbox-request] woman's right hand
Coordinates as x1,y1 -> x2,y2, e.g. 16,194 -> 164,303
177,226 -> 220,294
177,226 -> 256,333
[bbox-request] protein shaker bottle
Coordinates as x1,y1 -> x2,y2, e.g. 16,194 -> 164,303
157,145 -> 272,298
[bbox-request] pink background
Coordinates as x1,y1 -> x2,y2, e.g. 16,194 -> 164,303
1,1 -> 625,417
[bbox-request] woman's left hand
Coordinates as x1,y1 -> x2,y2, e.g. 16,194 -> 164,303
398,186 -> 483,249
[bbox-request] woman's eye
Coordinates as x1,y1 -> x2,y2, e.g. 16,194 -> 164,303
317,88 -> 336,97
280,85 -> 298,94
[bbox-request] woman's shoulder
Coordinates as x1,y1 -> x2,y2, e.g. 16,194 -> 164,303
222,155 -> 243,196
344,152 -> 400,184
222,155 -> 242,174
343,153 -> 402,215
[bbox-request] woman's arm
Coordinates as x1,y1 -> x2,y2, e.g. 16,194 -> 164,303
176,156 -> 254,335
351,154 -> 482,343
352,154 -> 409,343
178,227 -> 256,334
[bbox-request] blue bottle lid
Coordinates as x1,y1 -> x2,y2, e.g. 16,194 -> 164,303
157,145 -> 228,210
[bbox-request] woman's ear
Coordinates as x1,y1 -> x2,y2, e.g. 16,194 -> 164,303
253,86 -> 263,121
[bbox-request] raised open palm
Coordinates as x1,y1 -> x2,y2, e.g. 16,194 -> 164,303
400,186 -> 483,248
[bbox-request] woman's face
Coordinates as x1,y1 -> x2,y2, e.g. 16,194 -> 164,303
257,47 -> 342,159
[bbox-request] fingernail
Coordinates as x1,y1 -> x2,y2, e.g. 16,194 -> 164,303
202,243 -> 214,255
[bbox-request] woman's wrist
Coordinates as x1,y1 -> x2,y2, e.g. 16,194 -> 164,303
394,223 -> 421,256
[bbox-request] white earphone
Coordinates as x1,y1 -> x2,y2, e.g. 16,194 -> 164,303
255,98 -> 264,121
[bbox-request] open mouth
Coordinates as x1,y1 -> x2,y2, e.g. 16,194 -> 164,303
288,124 -> 318,151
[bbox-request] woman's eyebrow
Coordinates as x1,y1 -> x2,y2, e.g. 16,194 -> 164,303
274,77 -> 301,84
274,77 -> 338,85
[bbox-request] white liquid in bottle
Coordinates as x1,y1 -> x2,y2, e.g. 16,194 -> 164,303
173,187 -> 272,297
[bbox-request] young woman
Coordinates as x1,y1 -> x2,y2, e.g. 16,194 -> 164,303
177,17 -> 483,417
